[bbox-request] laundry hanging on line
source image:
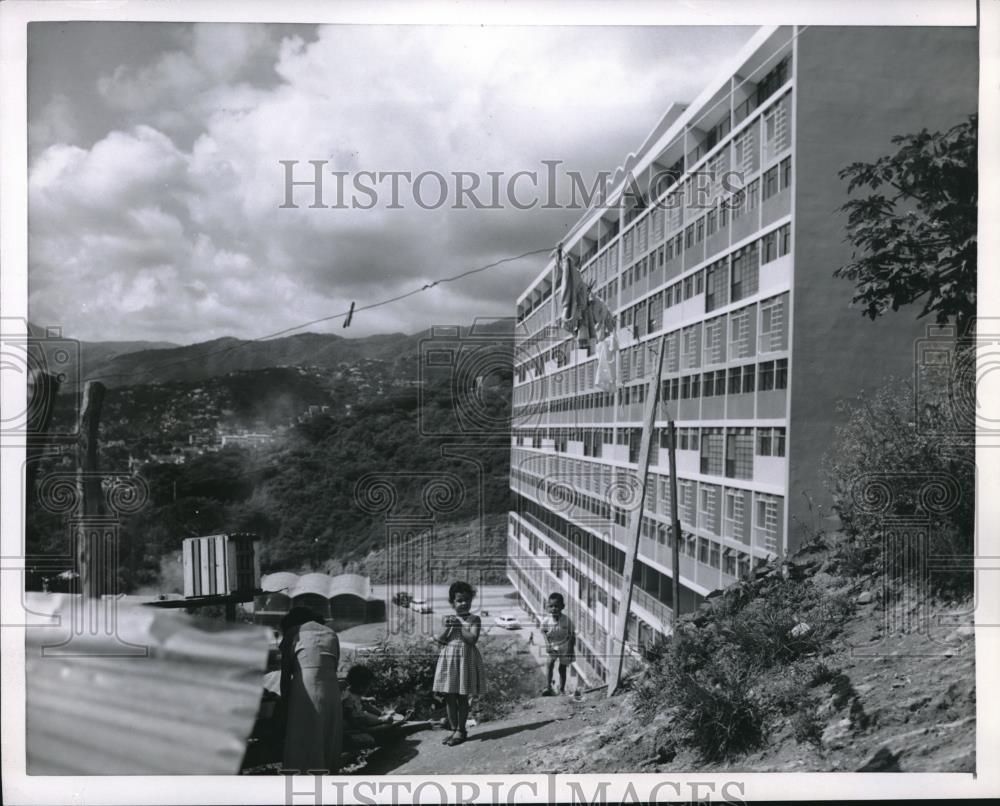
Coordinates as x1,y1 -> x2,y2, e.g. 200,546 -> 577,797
557,251 -> 615,345
555,246 -> 620,391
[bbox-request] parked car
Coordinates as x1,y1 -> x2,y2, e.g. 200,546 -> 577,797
392,591 -> 413,607
409,598 -> 433,614
494,613 -> 522,630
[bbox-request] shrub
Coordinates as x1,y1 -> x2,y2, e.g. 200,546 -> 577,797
729,580 -> 853,667
667,649 -> 767,762
635,577 -> 857,761
790,708 -> 823,746
471,636 -> 543,722
357,634 -> 541,723
808,662 -> 837,688
824,373 -> 974,596
361,638 -> 440,718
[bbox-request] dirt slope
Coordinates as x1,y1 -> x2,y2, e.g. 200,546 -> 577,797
357,535 -> 975,775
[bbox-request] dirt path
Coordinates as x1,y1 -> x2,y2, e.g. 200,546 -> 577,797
359,692 -> 596,775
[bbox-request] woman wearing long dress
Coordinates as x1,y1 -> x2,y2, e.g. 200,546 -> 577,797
279,607 -> 343,773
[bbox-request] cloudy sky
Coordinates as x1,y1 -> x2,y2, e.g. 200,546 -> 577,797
27,22 -> 754,344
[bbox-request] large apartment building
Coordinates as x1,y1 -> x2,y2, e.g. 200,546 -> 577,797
507,25 -> 977,686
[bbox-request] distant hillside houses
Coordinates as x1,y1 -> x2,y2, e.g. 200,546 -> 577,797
219,433 -> 275,449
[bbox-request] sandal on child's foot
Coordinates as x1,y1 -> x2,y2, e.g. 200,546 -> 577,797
447,732 -> 468,746
442,732 -> 457,745
541,687 -> 555,696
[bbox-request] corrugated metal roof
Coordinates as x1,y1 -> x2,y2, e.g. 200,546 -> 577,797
25,593 -> 268,775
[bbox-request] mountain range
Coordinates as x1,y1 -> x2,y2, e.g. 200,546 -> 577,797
34,318 -> 516,390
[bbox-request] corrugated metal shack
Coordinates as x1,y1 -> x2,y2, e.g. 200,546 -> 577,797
25,592 -> 269,774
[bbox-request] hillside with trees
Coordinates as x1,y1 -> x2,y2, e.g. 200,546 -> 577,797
25,326 -> 515,592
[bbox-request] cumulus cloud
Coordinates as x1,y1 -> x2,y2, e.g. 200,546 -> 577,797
27,93 -> 79,156
28,23 -> 752,343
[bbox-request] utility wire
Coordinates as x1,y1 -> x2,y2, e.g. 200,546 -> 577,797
75,247 -> 552,385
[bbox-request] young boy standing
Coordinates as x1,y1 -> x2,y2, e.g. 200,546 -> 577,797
540,592 -> 576,695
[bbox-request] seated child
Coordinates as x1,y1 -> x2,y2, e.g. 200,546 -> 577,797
540,592 -> 576,695
341,665 -> 404,750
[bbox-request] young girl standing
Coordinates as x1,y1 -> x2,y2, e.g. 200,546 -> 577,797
432,581 -> 485,746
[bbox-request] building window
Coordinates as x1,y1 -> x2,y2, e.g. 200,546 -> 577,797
731,242 -> 759,302
696,217 -> 705,243
714,369 -> 727,396
724,488 -> 748,543
683,532 -> 697,558
754,493 -> 782,552
778,223 -> 791,256
705,259 -> 729,312
682,326 -> 700,369
723,548 -> 737,576
745,179 -> 760,212
706,208 -> 718,237
742,363 -> 756,393
762,230 -> 778,263
703,316 -> 725,365
727,366 -> 742,395
733,128 -> 756,174
731,187 -> 746,220
667,197 -> 681,231
759,360 -> 775,392
702,371 -> 715,398
757,426 -> 786,457
665,332 -> 679,372
775,358 -> 788,390
759,294 -> 787,352
679,480 -> 697,525
762,93 -> 791,162
780,156 -> 792,190
648,294 -> 663,333
699,483 -> 721,535
700,428 -> 724,475
725,428 -> 754,479
762,165 -> 779,201
728,307 -> 753,360
679,426 -> 700,451
685,224 -> 695,249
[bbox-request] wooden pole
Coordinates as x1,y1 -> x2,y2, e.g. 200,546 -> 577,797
608,333 -> 666,696
667,420 -> 682,624
25,369 -> 60,504
76,381 -> 106,599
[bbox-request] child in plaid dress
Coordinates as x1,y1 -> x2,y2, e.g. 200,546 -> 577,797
432,581 -> 484,746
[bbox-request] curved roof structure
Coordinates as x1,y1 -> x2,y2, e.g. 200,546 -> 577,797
260,572 -> 300,594
329,573 -> 371,600
260,572 -> 374,600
